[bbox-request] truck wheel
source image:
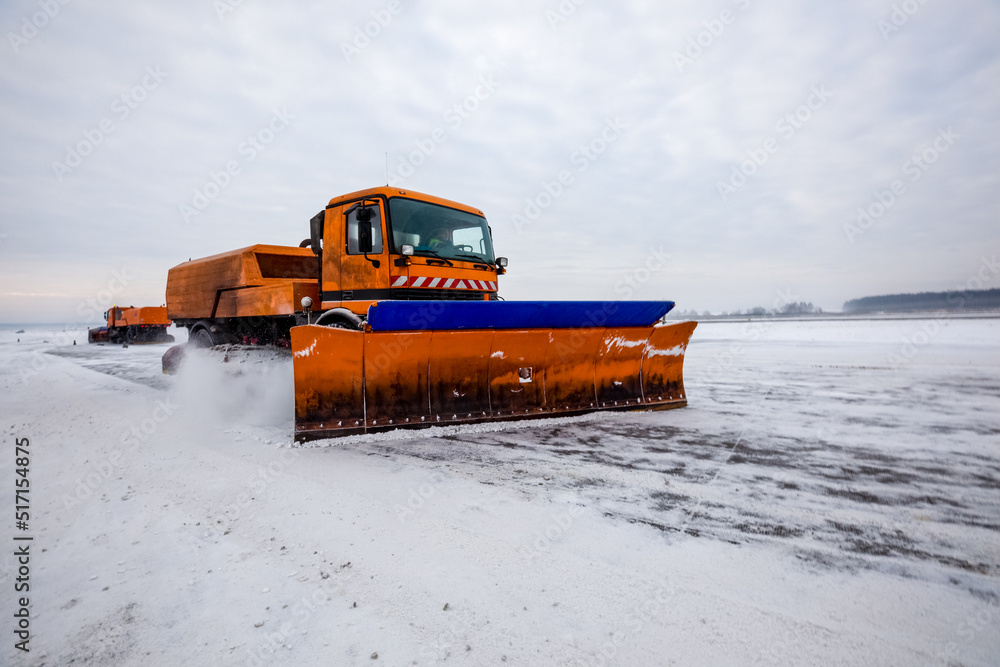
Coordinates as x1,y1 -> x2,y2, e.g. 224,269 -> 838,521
189,327 -> 216,348
322,318 -> 357,330
314,308 -> 363,330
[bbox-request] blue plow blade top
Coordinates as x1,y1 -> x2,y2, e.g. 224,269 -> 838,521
366,300 -> 675,332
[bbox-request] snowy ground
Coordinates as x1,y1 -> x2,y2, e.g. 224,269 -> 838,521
1,318 -> 998,666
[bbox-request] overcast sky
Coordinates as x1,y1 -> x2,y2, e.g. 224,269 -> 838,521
1,0 -> 998,322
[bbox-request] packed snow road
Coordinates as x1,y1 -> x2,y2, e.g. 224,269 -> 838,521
0,318 -> 997,666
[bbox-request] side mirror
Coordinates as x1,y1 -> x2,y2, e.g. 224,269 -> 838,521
401,244 -> 414,256
357,206 -> 374,254
496,257 -> 508,268
309,210 -> 324,256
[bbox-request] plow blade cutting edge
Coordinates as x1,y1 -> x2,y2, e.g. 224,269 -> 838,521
291,301 -> 697,441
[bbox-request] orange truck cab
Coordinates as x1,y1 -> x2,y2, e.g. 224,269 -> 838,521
166,187 -> 507,347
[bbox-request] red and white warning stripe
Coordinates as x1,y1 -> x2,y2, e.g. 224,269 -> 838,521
391,275 -> 498,291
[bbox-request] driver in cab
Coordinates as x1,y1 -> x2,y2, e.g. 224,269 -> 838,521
427,228 -> 452,250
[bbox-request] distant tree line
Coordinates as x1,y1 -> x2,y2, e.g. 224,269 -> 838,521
843,288 -> 1000,314
745,301 -> 821,316
668,302 -> 821,318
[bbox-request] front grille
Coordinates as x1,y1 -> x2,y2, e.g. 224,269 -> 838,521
390,288 -> 485,301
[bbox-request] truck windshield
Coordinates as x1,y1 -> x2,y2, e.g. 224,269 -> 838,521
388,197 -> 495,264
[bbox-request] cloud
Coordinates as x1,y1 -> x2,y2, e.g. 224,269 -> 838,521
1,0 -> 999,321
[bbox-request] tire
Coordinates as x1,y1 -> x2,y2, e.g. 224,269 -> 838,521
322,318 -> 357,330
314,308 -> 363,331
189,327 -> 216,348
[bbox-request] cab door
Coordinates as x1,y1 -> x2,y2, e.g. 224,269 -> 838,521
338,199 -> 389,309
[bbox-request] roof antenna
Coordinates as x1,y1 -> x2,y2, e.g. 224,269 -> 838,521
385,152 -> 389,186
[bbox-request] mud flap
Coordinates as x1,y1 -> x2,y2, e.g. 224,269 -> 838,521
291,319 -> 697,441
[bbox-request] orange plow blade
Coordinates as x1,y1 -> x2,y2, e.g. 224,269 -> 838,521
291,308 -> 697,441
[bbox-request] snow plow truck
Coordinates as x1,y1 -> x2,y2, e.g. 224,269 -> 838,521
163,186 -> 697,441
88,305 -> 174,344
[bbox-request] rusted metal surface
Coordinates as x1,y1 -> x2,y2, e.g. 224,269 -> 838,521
291,320 -> 698,441
488,330 -> 551,417
364,331 -> 432,427
293,326 -> 366,433
595,328 -> 649,409
540,329 -> 603,413
641,321 -> 696,405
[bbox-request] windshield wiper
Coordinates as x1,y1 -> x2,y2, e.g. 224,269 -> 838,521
414,249 -> 454,266
455,253 -> 491,264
